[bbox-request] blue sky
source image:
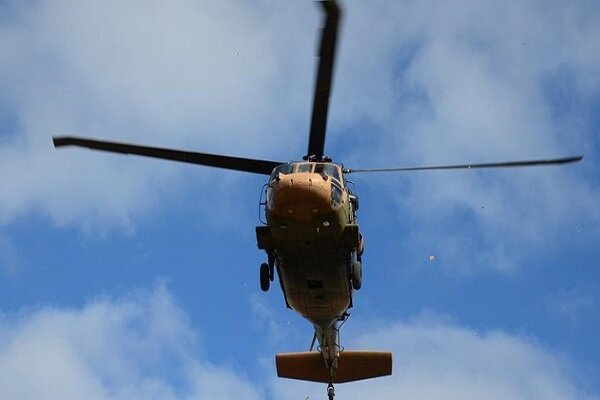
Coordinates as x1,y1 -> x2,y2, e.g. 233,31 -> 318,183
1,0 -> 599,399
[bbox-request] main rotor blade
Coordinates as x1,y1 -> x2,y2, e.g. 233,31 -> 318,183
344,155 -> 583,173
53,136 -> 283,175
306,0 -> 342,159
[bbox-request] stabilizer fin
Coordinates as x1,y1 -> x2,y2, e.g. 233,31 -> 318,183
276,351 -> 392,384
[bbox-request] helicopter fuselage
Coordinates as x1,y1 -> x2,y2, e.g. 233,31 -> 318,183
256,162 -> 363,328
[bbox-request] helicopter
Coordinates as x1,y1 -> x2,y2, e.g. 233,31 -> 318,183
52,1 -> 583,399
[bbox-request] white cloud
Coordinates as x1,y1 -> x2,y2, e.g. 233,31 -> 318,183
332,0 -> 600,273
0,0 -> 598,271
0,0 -> 314,229
0,284 -> 262,400
0,286 -> 596,400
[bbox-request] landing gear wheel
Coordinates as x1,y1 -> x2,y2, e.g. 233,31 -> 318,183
352,260 -> 362,290
327,383 -> 335,400
260,262 -> 270,292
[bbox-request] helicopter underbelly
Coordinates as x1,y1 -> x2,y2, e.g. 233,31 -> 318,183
277,243 -> 351,326
258,206 -> 360,326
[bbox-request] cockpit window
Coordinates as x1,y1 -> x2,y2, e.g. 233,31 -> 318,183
315,163 -> 340,181
331,182 -> 343,208
270,164 -> 293,181
271,163 -> 342,180
296,163 -> 313,173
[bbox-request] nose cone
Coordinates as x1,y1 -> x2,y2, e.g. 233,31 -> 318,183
269,173 -> 331,220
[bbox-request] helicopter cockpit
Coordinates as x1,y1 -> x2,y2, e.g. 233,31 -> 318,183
270,162 -> 342,183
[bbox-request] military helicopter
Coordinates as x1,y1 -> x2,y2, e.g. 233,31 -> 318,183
53,1 -> 582,399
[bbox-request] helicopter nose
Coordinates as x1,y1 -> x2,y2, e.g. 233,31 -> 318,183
269,174 -> 331,219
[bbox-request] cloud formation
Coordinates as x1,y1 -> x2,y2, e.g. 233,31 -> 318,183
0,0 -> 598,271
347,317 -> 592,399
333,0 -> 600,273
0,285 -> 262,400
0,0 -> 313,229
273,315 -> 597,400
1,286 -> 596,400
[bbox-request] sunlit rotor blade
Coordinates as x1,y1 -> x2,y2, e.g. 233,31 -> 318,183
343,155 -> 583,174
306,0 -> 342,160
53,136 -> 284,175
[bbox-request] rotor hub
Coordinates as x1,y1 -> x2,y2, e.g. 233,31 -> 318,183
303,154 -> 333,162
